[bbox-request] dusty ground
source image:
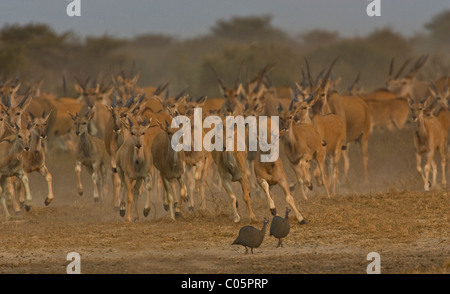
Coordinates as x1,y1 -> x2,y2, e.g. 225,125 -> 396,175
0,126 -> 449,274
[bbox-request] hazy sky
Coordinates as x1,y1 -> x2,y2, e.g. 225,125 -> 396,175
0,0 -> 449,39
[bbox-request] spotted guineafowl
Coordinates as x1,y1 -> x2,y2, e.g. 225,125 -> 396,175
270,207 -> 290,248
232,218 -> 269,254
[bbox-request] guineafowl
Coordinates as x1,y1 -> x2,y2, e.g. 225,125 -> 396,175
270,207 -> 290,248
232,218 -> 269,254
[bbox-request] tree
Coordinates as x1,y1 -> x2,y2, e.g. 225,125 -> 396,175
425,10 -> 450,45
210,14 -> 289,43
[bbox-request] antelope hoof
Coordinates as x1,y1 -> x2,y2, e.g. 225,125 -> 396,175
119,209 -> 125,217
307,183 -> 313,191
44,197 -> 52,206
289,184 -> 296,192
174,202 -> 178,208
235,200 -> 238,209
270,208 -> 276,216
94,197 -> 100,203
184,196 -> 189,203
78,191 -> 83,196
112,167 -> 117,173
175,211 -> 180,218
299,219 -> 307,225
143,208 -> 150,217
188,206 -> 194,211
25,205 -> 31,212
163,204 -> 169,211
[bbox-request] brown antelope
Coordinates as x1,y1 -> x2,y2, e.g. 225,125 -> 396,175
245,105 -> 307,224
151,120 -> 188,221
427,80 -> 450,149
279,99 -> 331,200
74,76 -> 113,139
115,117 -> 153,222
408,97 -> 447,191
387,55 -> 429,100
0,123 -> 34,219
15,111 -> 54,207
359,88 -> 410,132
208,63 -> 246,116
69,111 -> 109,202
180,96 -> 211,210
290,88 -> 346,197
104,94 -> 142,208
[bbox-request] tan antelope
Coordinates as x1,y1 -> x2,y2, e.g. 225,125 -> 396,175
0,123 -> 34,219
208,63 -> 246,116
15,111 -> 54,207
69,111 -> 109,202
301,57 -> 371,185
387,55 -> 429,100
115,117 -> 153,222
103,94 -> 138,209
290,88 -> 346,197
279,99 -> 331,200
408,97 -> 447,191
180,96 -> 211,210
244,103 -> 307,224
427,80 -> 450,149
151,119 -> 188,221
74,76 -> 113,140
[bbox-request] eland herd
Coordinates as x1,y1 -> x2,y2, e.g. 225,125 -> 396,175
0,55 -> 449,224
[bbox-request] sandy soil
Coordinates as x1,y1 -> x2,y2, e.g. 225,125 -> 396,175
0,126 -> 449,274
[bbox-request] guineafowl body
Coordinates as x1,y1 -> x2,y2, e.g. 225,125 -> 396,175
232,218 -> 269,254
270,207 -> 290,248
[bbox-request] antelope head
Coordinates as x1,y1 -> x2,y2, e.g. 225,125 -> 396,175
387,55 -> 428,97
408,97 -> 432,122
70,111 -> 95,136
123,116 -> 152,153
28,110 -> 52,139
6,121 -> 34,152
208,63 -> 245,115
428,79 -> 449,114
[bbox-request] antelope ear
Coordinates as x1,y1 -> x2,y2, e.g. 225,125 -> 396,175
12,83 -> 21,95
74,84 -> 84,94
87,111 -> 95,121
43,109 -> 53,122
236,83 -> 244,96
155,119 -> 165,131
68,111 -> 77,121
424,96 -> 433,108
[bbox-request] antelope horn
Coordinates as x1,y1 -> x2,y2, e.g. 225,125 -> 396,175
389,58 -> 395,77
207,63 -> 227,91
320,56 -> 339,89
112,93 -> 117,108
304,57 -> 315,89
17,94 -> 30,108
234,61 -> 244,89
124,94 -> 135,108
348,72 -> 361,92
175,86 -> 188,101
394,58 -> 412,79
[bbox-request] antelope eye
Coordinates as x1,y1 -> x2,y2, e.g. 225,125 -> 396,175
83,122 -> 87,125
16,112 -> 20,116
18,135 -> 22,139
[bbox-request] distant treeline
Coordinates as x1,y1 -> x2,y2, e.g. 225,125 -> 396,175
1,12 -> 449,98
